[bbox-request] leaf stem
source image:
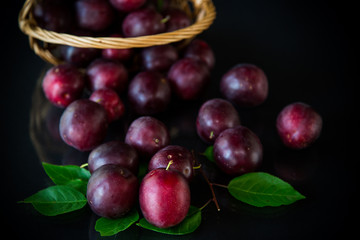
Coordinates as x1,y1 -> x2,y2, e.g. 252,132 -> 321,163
199,198 -> 212,211
199,167 -> 221,211
191,150 -> 220,211
211,183 -> 228,189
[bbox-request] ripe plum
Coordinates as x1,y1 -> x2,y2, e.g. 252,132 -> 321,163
87,164 -> 138,218
167,58 -> 209,100
125,116 -> 170,157
86,59 -> 128,93
276,102 -> 322,149
148,145 -> 194,181
213,126 -> 263,175
141,44 -> 178,72
89,89 -> 125,122
75,0 -> 114,32
196,98 -> 241,144
127,71 -> 171,115
42,64 -> 85,108
122,8 -> 165,37
220,64 -> 268,107
139,168 -> 190,228
59,99 -> 108,151
88,141 -> 139,174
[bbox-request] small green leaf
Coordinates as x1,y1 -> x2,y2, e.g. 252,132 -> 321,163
228,172 -> 306,207
42,162 -> 91,194
95,208 -> 139,236
137,206 -> 201,235
20,185 -> 87,216
202,146 -> 215,162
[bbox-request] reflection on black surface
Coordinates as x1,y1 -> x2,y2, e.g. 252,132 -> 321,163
273,147 -> 319,186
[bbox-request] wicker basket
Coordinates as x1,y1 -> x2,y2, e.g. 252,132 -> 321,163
18,0 -> 216,65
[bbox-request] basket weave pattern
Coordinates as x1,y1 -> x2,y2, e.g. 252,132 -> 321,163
18,0 -> 216,65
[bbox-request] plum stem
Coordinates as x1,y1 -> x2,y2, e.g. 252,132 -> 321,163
193,163 -> 202,169
166,160 -> 173,170
80,163 -> 88,169
161,15 -> 170,24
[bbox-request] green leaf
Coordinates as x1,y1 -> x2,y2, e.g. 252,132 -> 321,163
20,185 -> 87,216
202,146 -> 215,162
228,172 -> 306,207
42,162 -> 91,195
95,208 -> 139,236
137,206 -> 201,235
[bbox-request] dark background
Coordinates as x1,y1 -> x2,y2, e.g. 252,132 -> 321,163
3,0 -> 356,239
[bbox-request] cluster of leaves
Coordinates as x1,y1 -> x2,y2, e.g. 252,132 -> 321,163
20,158 -> 305,236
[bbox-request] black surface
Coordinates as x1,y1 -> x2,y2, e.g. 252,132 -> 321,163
3,0 -> 356,239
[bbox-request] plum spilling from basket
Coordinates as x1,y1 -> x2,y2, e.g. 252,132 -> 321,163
36,0 -> 323,231
276,102 -> 323,149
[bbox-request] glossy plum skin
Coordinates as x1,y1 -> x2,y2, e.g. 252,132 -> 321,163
125,116 -> 170,157
184,39 -> 215,69
139,168 -> 190,228
42,64 -> 85,108
87,164 -> 138,219
88,141 -> 139,174
89,89 -> 125,122
148,145 -> 195,181
213,126 -> 263,175
220,64 -> 268,107
102,34 -> 133,62
75,0 -> 114,32
61,46 -> 100,67
141,44 -> 178,72
196,98 -> 241,144
122,8 -> 165,37
60,29 -> 100,67
163,8 -> 192,32
276,102 -> 322,149
86,59 -> 128,93
33,0 -> 73,33
167,58 -> 209,100
110,0 -> 146,12
128,71 -> 171,115
59,99 -> 108,151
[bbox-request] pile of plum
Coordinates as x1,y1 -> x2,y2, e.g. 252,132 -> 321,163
38,0 -> 323,230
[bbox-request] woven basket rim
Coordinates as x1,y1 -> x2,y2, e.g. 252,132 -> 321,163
18,0 -> 216,49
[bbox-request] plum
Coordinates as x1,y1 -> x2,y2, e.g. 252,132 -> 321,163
87,164 -> 138,218
276,102 -> 322,149
125,116 -> 170,157
122,8 -> 165,37
213,126 -> 263,175
42,64 -> 85,108
127,71 -> 171,115
220,64 -> 268,107
88,140 -> 139,174
139,168 -> 190,228
196,98 -> 241,144
89,88 -> 125,122
75,0 -> 114,32
148,145 -> 195,181
86,59 -> 128,93
59,99 -> 108,151
167,58 -> 209,100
